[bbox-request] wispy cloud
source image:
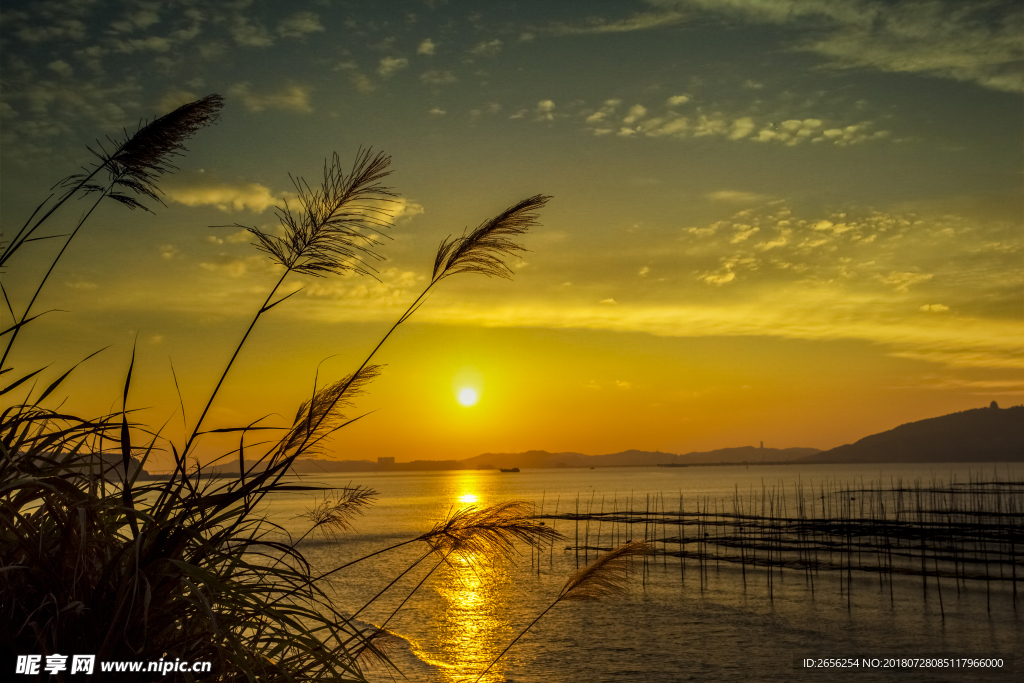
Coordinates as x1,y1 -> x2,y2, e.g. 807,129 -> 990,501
378,56 -> 409,77
469,38 -> 502,56
231,16 -> 273,47
647,0 -> 1024,93
165,180 -> 286,213
229,83 -> 312,112
277,12 -> 324,38
581,96 -> 890,146
708,190 -> 771,203
545,11 -> 687,35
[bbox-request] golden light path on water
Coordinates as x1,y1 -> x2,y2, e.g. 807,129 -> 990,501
406,474 -> 516,682
403,551 -> 514,683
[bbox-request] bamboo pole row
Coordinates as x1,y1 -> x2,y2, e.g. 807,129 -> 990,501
536,477 -> 1023,612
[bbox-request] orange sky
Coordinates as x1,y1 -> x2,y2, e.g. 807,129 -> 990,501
3,1 -> 1021,467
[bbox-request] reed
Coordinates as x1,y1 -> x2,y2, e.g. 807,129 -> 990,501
1,97 -> 563,681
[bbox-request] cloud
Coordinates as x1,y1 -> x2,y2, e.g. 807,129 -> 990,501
599,298 -> 618,305
420,69 -> 457,86
546,11 -> 687,35
622,104 -> 647,124
877,271 -> 934,292
112,36 -> 172,53
199,255 -> 273,278
165,181 -> 285,212
157,90 -> 198,113
299,267 -> 423,304
666,94 -> 690,106
728,116 -> 756,140
47,60 -> 73,78
428,107 -> 446,116
229,83 -> 312,112
648,0 -> 1023,93
920,304 -> 949,313
583,97 -> 890,146
391,198 -> 426,221
708,190 -> 770,203
65,280 -> 98,290
469,39 -> 502,56
231,17 -> 273,47
277,12 -> 324,38
159,245 -> 180,260
470,103 -> 502,120
17,19 -> 87,43
417,38 -> 436,55
701,271 -> 736,285
378,56 -> 409,77
729,225 -> 760,243
639,266 -> 650,276
536,99 -> 556,121
110,8 -> 160,33
406,298 -> 1024,370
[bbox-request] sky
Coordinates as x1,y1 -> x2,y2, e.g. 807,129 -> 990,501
1,0 -> 1021,467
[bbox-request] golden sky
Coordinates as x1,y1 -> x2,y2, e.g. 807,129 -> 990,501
2,0 -> 1021,466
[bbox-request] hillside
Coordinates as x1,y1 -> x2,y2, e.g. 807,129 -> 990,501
461,446 -> 818,470
803,404 -> 1023,463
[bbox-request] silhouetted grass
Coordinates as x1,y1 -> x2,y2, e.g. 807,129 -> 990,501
0,95 -> 613,681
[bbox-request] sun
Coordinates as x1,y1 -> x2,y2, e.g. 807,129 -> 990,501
458,388 -> 478,406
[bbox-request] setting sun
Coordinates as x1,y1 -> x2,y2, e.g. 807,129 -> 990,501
458,388 -> 479,406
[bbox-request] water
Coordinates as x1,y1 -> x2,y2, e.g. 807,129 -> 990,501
257,464 -> 1023,682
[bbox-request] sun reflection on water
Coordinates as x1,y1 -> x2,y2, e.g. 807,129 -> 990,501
414,551 -> 514,682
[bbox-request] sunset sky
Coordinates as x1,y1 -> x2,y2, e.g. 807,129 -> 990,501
2,0 -> 1021,467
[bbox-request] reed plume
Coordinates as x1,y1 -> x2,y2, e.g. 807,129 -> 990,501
287,194 -> 551,458
299,486 -> 379,541
474,541 -> 649,682
1,94 -> 223,267
556,540 -> 648,601
419,501 -> 561,564
432,194 -> 548,282
247,149 -> 395,278
0,95 -> 223,374
62,94 -> 225,212
277,364 -> 382,460
182,153 -> 395,455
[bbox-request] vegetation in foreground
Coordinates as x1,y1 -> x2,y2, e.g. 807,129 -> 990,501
1,95 -> 644,681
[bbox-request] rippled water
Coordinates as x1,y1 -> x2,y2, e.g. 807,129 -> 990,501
259,464 -> 1022,682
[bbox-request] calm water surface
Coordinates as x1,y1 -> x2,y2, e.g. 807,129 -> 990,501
259,464 -> 1022,682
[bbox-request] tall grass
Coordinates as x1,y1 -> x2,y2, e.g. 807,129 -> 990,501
1,96 -> 644,681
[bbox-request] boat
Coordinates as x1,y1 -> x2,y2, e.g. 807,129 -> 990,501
499,467 -> 520,473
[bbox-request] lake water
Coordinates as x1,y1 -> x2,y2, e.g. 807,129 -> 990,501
258,464 -> 1023,682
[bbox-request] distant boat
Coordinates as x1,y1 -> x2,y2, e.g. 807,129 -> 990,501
656,463 -> 688,468
500,467 -> 520,473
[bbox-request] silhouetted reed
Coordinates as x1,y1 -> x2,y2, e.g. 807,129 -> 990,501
0,96 -> 570,681
1,95 -> 224,374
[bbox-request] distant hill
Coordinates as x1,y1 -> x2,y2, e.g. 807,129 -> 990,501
204,445 -> 818,476
803,404 -> 1023,464
461,446 -> 818,470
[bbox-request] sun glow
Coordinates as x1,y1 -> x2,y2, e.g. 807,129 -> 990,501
459,493 -> 478,504
458,388 -> 478,406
